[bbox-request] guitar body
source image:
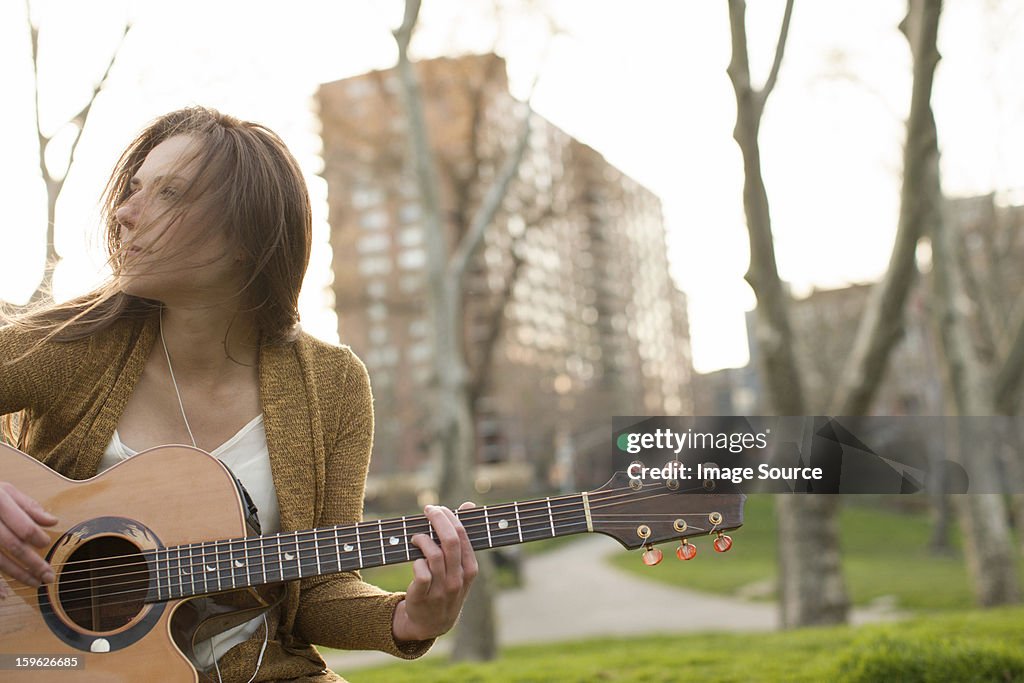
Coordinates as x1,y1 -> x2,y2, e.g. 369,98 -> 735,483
0,444 -> 277,682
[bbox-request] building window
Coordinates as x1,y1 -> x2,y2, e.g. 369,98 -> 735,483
358,233 -> 390,254
369,325 -> 389,345
359,255 -> 391,276
400,274 -> 423,293
360,209 -> 388,231
352,186 -> 383,209
366,346 -> 399,367
409,318 -> 429,337
399,203 -> 421,223
399,226 -> 423,247
409,341 -> 433,363
398,248 -> 426,270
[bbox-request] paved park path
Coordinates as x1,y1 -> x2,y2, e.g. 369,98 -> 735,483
325,535 -> 902,673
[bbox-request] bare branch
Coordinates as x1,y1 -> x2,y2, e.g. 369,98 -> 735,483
469,238 -> 526,402
392,0 -> 421,56
994,312 -> 1024,414
761,0 -> 795,104
450,106 -> 532,287
726,0 -> 755,108
63,21 -> 131,175
829,0 -> 942,415
449,26 -> 552,286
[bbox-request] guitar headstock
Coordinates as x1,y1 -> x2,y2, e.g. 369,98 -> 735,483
587,470 -> 746,565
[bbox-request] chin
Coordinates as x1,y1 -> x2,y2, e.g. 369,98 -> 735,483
116,273 -> 160,301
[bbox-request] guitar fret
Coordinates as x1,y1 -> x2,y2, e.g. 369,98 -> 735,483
378,520 -> 386,564
314,530 -> 322,576
199,542 -> 207,594
514,501 -> 523,543
174,546 -> 183,600
228,540 -> 236,590
333,526 -> 344,572
184,544 -> 193,598
402,516 -> 410,561
355,524 -> 363,569
244,538 -> 251,587
236,540 -> 246,589
483,506 -> 493,547
156,548 -> 166,602
547,497 -> 555,537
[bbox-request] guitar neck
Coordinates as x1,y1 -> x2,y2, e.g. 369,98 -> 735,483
146,493 -> 592,602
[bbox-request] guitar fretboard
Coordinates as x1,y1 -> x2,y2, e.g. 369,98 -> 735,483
144,494 -> 591,602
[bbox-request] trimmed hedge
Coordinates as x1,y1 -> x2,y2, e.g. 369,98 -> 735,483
834,632 -> 1024,683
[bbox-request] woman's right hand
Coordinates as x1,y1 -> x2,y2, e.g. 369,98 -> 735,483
0,481 -> 58,597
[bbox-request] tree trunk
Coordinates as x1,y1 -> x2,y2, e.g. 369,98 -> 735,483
726,0 -> 851,628
391,0 -> 539,660
919,0 -> 1019,606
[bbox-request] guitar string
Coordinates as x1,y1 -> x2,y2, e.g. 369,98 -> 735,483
20,479 -> 708,574
0,490 -> 731,607
10,481 -> 727,594
0,487 -> 731,609
0,485 -> 696,600
0,516 -> 722,613
0,486 -> 730,602
7,512 -> 718,604
0,485 -> 677,602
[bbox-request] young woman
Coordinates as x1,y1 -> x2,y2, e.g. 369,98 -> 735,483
0,107 -> 477,682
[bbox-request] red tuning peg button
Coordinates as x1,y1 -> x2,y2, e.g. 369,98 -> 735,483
676,540 -> 697,561
642,545 -> 663,566
713,533 -> 733,553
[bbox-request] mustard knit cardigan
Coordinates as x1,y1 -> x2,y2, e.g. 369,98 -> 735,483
0,313 -> 432,682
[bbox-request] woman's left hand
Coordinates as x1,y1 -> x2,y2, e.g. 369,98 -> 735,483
392,502 -> 479,642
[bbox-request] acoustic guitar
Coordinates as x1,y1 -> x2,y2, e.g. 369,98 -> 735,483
0,443 -> 745,681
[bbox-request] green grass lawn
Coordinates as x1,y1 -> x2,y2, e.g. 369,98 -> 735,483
609,495 -> 1024,611
344,606 -> 1024,683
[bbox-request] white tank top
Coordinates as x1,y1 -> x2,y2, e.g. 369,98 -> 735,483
99,415 -> 280,670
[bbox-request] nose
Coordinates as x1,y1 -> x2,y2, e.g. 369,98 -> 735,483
115,192 -> 138,232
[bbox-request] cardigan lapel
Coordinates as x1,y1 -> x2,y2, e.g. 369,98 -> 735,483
259,340 -> 318,534
77,315 -> 159,480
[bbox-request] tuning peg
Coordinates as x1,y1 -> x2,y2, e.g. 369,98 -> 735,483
676,539 -> 697,561
713,532 -> 733,553
642,544 -> 663,566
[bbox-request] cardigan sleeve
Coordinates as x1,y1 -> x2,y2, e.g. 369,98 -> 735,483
0,326 -> 86,417
294,347 -> 434,659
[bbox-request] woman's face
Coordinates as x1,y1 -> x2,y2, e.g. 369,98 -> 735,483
114,135 -> 241,307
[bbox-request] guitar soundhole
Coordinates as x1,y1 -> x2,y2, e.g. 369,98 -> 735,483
57,537 -> 150,632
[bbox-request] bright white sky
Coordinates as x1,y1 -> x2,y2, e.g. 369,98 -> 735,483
1,0 -> 1022,373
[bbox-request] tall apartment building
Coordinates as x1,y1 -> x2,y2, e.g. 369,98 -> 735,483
317,54 -> 693,489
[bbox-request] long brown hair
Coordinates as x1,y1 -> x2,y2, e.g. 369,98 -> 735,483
4,106 -> 312,343
1,107 -> 313,444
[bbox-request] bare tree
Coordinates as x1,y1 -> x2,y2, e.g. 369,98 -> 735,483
922,0 -> 1021,603
726,0 -> 965,626
726,0 -> 851,629
18,0 -> 130,306
391,0 -> 546,661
